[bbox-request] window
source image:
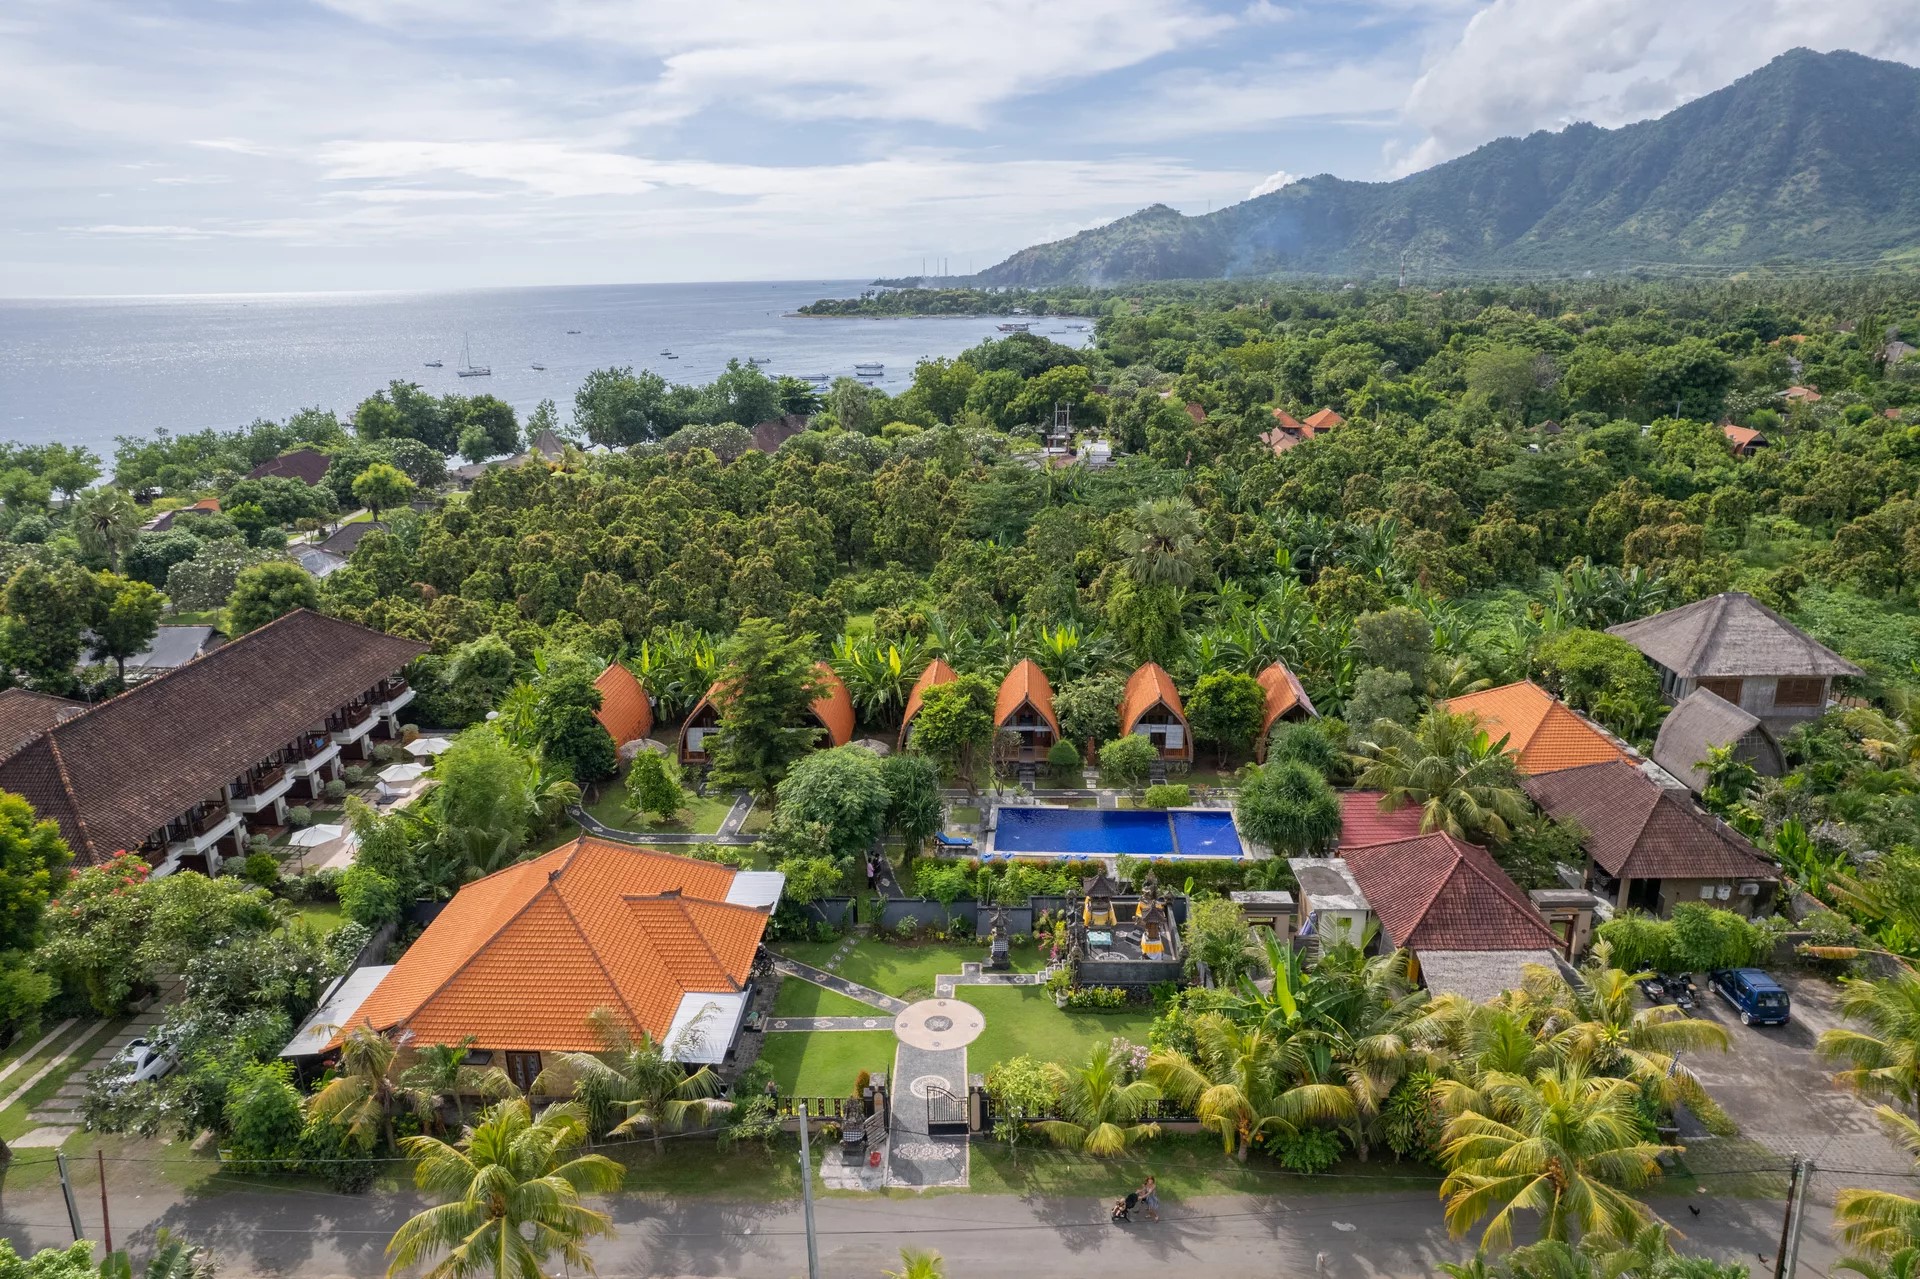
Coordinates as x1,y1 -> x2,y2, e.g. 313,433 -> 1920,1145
504,1051 -> 542,1092
1697,677 -> 1744,705
1774,676 -> 1826,708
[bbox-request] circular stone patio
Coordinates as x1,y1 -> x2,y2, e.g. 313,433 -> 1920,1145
893,998 -> 984,1051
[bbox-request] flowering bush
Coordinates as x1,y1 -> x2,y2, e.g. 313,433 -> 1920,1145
1062,984 -> 1130,1011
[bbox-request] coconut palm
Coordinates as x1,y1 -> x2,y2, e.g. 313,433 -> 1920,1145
400,1037 -> 519,1132
1523,966 -> 1729,1112
1035,1042 -> 1162,1157
882,1248 -> 947,1279
386,1098 -> 622,1279
1437,1063 -> 1675,1250
1148,1013 -> 1354,1160
75,486 -> 140,573
1838,1246 -> 1920,1279
535,1008 -> 720,1155
1123,497 -> 1207,591
1835,1108 -> 1920,1261
1354,709 -> 1532,844
1821,973 -> 1920,1117
310,1025 -> 426,1150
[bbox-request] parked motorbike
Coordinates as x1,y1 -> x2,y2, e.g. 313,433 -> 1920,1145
1662,973 -> 1697,1011
1638,975 -> 1670,1005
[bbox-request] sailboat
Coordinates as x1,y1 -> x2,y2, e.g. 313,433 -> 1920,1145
457,335 -> 491,378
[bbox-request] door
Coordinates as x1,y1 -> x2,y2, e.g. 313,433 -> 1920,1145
504,1051 -> 543,1092
1626,878 -> 1662,914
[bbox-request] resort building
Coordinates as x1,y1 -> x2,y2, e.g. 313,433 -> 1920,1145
994,659 -> 1060,762
679,663 -> 856,769
1606,592 -> 1862,731
898,658 -> 957,751
1522,760 -> 1780,917
1261,406 -> 1345,456
1441,680 -> 1634,775
0,609 -> 425,874
1336,790 -> 1426,849
245,448 -> 333,486
1253,662 -> 1316,762
311,838 -> 784,1085
1293,833 -> 1564,1000
592,662 -> 654,755
1722,423 -> 1767,456
1118,663 -> 1192,763
1652,688 -> 1786,795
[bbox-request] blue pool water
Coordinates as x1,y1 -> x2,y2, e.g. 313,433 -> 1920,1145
991,808 -> 1245,859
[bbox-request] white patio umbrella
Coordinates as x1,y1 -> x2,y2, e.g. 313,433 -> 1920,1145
379,762 -> 430,785
288,823 -> 345,848
405,736 -> 453,757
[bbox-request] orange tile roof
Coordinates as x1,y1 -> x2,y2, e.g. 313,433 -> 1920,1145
1303,407 -> 1344,429
995,659 -> 1059,736
593,663 -> 653,746
1721,423 -> 1764,453
810,662 -> 856,747
1441,680 -> 1634,776
1254,663 -> 1316,760
1119,663 -> 1188,758
1783,385 -> 1821,402
343,837 -> 772,1053
899,658 -> 957,748
1271,408 -> 1305,430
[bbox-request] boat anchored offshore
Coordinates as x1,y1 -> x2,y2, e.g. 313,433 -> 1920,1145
530,362 -> 546,371
423,360 -> 443,368
997,321 -> 1032,332
457,335 -> 491,378
853,361 -> 884,374
748,356 -> 772,365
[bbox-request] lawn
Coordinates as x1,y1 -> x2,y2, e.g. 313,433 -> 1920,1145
757,1030 -> 896,1099
773,977 -> 888,1019
774,938 -> 1041,1001
290,901 -> 345,936
949,805 -> 982,825
583,786 -> 732,835
970,1134 -> 1442,1200
0,1018 -> 127,1144
967,986 -> 1155,1071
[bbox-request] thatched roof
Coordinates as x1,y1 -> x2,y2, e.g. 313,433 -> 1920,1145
1653,689 -> 1784,793
1606,592 -> 1862,679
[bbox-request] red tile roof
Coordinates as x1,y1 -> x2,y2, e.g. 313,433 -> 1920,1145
995,659 -> 1059,736
593,663 -> 653,746
1271,408 -> 1305,430
1522,761 -> 1779,883
0,610 -> 424,865
1441,681 -> 1635,775
1338,790 -> 1427,848
344,837 -> 774,1053
899,658 -> 957,748
1343,833 -> 1559,952
809,663 -> 856,747
1722,423 -> 1765,453
1255,663 -> 1315,759
1303,408 -> 1345,429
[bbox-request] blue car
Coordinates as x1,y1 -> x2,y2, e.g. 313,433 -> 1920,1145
1708,968 -> 1791,1026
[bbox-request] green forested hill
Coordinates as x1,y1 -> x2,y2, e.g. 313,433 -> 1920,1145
976,49 -> 1920,286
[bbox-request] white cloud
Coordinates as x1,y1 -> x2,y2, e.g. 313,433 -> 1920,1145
1390,0 -> 1920,175
1249,168 -> 1300,197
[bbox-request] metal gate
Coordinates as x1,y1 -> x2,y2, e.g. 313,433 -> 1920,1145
925,1085 -> 967,1136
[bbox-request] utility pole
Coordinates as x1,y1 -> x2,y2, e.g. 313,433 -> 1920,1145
1783,1158 -> 1813,1278
1772,1156 -> 1802,1279
96,1149 -> 112,1254
55,1153 -> 83,1243
797,1102 -> 820,1279
1399,250 -> 1408,289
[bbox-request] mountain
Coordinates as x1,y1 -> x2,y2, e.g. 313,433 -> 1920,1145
974,49 -> 1920,286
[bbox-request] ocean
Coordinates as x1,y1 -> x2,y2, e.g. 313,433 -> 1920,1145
0,280 -> 1091,454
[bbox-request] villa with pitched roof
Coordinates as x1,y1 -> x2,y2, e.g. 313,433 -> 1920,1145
679,663 -> 856,769
1253,662 -> 1316,762
1607,592 -> 1862,731
592,663 -> 654,753
994,659 -> 1059,762
1441,680 -> 1634,775
312,837 -> 784,1085
1119,663 -> 1191,763
898,658 -> 957,751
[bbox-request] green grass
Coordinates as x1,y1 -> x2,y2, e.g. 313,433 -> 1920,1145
757,1030 -> 896,1099
968,986 -> 1155,1071
970,1135 -> 1442,1200
739,802 -> 772,835
606,1138 -> 807,1198
775,938 -> 1040,1001
290,901 -> 345,936
587,787 -> 732,835
949,805 -> 982,825
0,1018 -> 126,1143
164,609 -> 224,630
773,978 -> 889,1018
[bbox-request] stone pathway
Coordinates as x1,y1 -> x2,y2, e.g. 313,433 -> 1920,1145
715,792 -> 755,838
887,1038 -> 971,1189
935,962 -> 1046,999
8,1006 -> 158,1146
568,803 -> 755,847
767,1015 -> 895,1032
770,957 -> 909,1015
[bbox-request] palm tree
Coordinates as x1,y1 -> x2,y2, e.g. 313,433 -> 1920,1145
1355,709 -> 1531,844
1147,1013 -> 1354,1160
1524,966 -> 1729,1113
1437,1063 -> 1675,1250
75,487 -> 139,573
1035,1042 -> 1162,1157
1836,1107 -> 1920,1261
386,1098 -> 622,1279
400,1037 -> 518,1132
535,1008 -> 720,1155
310,1025 -> 424,1150
882,1249 -> 947,1279
1820,973 -> 1920,1117
1123,497 -> 1207,590
1838,1246 -> 1920,1279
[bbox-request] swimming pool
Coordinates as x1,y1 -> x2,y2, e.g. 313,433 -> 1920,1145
990,807 -> 1246,859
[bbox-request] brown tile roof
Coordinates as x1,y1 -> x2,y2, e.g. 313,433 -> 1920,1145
1338,790 -> 1426,848
593,663 -> 653,746
1522,761 -> 1778,882
1441,681 -> 1634,775
0,609 -> 425,865
809,663 -> 856,747
0,689 -> 84,760
1342,833 -> 1560,952
345,837 -> 773,1053
1303,408 -> 1345,429
1606,592 -> 1863,679
995,659 -> 1059,736
1783,385 -> 1822,402
1261,427 -> 1304,457
749,414 -> 810,455
245,448 -> 333,485
898,658 -> 956,749
1255,663 -> 1316,759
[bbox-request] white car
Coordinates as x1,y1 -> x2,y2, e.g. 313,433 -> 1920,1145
108,1038 -> 179,1088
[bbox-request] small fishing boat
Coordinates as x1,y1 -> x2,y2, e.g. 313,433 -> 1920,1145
531,362 -> 546,371
423,360 -> 443,368
457,335 -> 491,378
997,321 -> 1032,333
659,349 -> 674,356
566,329 -> 581,334
666,353 -> 679,359
748,356 -> 772,365
799,373 -> 830,382
853,361 -> 884,373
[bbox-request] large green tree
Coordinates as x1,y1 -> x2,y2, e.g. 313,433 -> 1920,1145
906,675 -> 996,784
775,745 -> 891,865
1185,671 -> 1267,764
225,561 -> 318,635
1236,760 -> 1343,856
707,618 -> 825,795
88,573 -> 165,682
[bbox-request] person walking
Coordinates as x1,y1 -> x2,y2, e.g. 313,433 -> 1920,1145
1138,1175 -> 1160,1222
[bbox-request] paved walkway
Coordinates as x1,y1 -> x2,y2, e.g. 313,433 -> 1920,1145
10,1004 -> 161,1147
935,963 -> 1046,999
715,793 -> 755,838
766,1014 -> 895,1032
887,1038 -> 970,1189
569,803 -> 756,847
769,958 -> 908,1015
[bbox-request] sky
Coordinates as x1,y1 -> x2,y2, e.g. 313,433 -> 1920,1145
4,0 -> 1919,296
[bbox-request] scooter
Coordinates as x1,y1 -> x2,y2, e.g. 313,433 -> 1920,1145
1662,973 -> 1697,1012
1638,975 -> 1670,1005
